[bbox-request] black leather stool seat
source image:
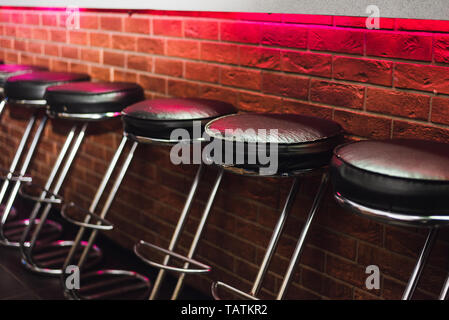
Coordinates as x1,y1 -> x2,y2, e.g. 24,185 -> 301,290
331,139 -> 449,215
122,98 -> 237,140
45,82 -> 144,115
4,71 -> 90,101
205,113 -> 343,173
0,65 -> 46,88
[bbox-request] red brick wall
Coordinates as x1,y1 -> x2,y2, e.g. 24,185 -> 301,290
1,8 -> 449,299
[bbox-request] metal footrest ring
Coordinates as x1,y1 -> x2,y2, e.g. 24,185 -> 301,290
134,240 -> 211,274
2,218 -> 62,247
66,269 -> 151,300
19,182 -> 63,205
60,202 -> 113,231
211,281 -> 259,301
22,240 -> 102,275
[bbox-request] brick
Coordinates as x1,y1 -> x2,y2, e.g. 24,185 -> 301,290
16,27 -> 31,39
44,44 -> 59,56
309,27 -> 364,55
431,96 -> 449,125
282,50 -> 332,77
153,18 -> 182,37
366,88 -> 430,120
113,70 -> 137,82
124,16 -> 150,34
81,48 -> 101,63
42,13 -> 57,26
70,62 -> 89,74
395,63 -> 449,94
20,54 -> 34,65
220,66 -> 261,91
185,61 -> 219,83
4,26 -> 16,37
326,255 -> 366,287
434,35 -> 449,64
61,46 -> 79,59
137,74 -> 166,93
335,16 -> 395,29
32,28 -> 48,41
398,19 -> 449,33
90,32 -> 110,48
28,42 -> 42,54
238,91 -> 283,113
103,51 -> 125,67
10,13 -> 24,24
100,16 -> 123,31
199,84 -> 238,106
167,39 -> 199,59
79,14 -> 98,29
262,72 -> 309,99
278,99 -> 333,119
112,34 -> 136,51
393,119 -> 449,142
200,42 -> 239,65
239,46 -> 281,70
50,30 -> 67,43
282,14 -> 332,25
184,20 -> 218,40
127,54 -> 152,72
52,59 -> 69,72
154,58 -> 183,77
221,21 -> 261,44
13,40 -> 26,51
137,37 -> 165,55
168,79 -> 199,98
334,110 -> 392,139
366,31 -> 432,61
69,31 -> 88,45
91,65 -> 111,81
261,23 -> 308,49
333,56 -> 393,86
310,80 -> 365,109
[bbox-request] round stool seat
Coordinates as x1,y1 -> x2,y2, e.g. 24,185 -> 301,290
0,64 -> 47,88
205,113 -> 343,174
4,71 -> 90,102
45,82 -> 144,118
331,139 -> 449,216
122,98 -> 237,141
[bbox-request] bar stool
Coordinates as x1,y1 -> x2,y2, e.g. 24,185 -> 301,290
0,71 -> 90,248
18,81 -> 145,276
330,139 -> 449,300
61,98 -> 237,300
203,113 -> 343,300
0,64 -> 47,112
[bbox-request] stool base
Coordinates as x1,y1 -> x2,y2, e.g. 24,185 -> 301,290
21,240 -> 102,275
65,269 -> 151,300
2,218 -> 62,247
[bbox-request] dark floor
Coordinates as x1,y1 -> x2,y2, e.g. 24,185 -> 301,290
0,206 -> 209,300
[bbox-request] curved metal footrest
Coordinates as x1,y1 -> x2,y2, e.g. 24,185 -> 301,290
0,168 -> 32,183
19,182 -> 63,205
61,202 -> 113,231
134,240 -> 211,274
211,281 -> 259,301
2,218 -> 62,247
68,269 -> 151,300
22,240 -> 102,275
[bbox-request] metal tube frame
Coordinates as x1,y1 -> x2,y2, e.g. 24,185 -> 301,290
0,112 -> 48,247
19,123 -> 89,274
334,192 -> 447,300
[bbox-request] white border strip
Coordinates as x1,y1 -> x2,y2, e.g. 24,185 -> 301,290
1,0 -> 449,21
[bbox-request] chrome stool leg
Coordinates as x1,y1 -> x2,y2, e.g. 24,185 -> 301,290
439,269 -> 449,300
211,176 -> 301,300
171,168 -> 223,299
277,172 -> 329,299
61,137 -> 150,300
0,114 -> 51,247
149,163 -> 205,300
19,123 -> 102,274
0,98 -> 6,117
402,228 -> 439,300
